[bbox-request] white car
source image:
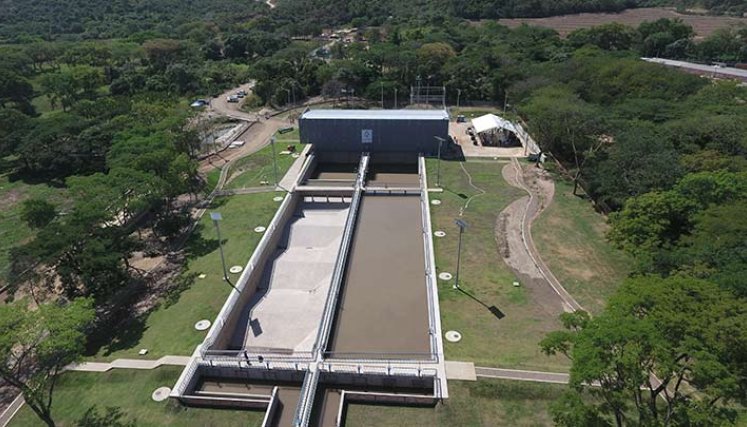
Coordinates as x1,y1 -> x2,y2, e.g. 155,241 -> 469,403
227,95 -> 239,103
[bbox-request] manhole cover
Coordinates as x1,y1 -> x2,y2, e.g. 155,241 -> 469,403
194,320 -> 211,331
152,387 -> 171,402
434,230 -> 446,237
438,272 -> 453,281
431,199 -> 442,206
254,226 -> 266,233
229,265 -> 243,274
273,196 -> 284,202
445,330 -> 462,343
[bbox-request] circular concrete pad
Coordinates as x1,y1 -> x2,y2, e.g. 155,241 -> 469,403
194,320 -> 211,331
254,226 -> 267,233
434,230 -> 446,238
438,272 -> 453,281
229,265 -> 243,274
431,199 -> 442,206
152,387 -> 171,402
273,196 -> 284,202
445,330 -> 462,343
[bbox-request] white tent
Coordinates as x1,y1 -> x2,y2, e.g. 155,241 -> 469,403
471,114 -> 517,134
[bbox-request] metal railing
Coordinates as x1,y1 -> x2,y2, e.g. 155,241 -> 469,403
200,351 -> 315,370
319,362 -> 439,378
313,153 -> 369,355
418,156 -> 441,359
321,351 -> 438,365
293,369 -> 320,427
261,387 -> 280,427
171,357 -> 200,397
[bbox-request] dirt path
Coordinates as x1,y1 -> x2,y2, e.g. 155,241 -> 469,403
198,118 -> 286,174
496,159 -> 583,314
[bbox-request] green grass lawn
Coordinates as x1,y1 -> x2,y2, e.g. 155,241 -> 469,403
345,378 -> 565,426
9,367 -> 265,427
426,159 -> 568,371
0,162 -> 69,287
224,143 -> 302,190
92,192 -> 283,360
274,127 -> 300,142
533,177 -> 632,314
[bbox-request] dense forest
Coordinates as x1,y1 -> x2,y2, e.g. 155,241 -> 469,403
2,0 -> 747,41
1,0 -> 746,425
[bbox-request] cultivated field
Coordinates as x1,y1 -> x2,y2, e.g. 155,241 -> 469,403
493,7 -> 747,38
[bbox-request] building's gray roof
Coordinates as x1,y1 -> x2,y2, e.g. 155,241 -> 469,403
301,109 -> 449,121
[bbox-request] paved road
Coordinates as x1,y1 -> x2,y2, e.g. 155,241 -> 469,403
199,118 -> 286,174
210,82 -> 258,122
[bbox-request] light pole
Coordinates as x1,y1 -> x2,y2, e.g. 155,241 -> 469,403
434,136 -> 445,188
454,218 -> 468,290
380,81 -> 384,109
285,88 -> 290,106
394,87 -> 398,109
456,88 -> 461,110
211,212 -> 229,282
270,135 -> 279,188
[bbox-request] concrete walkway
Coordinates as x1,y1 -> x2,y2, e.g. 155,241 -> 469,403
0,395 -> 23,427
278,144 -> 312,190
474,366 -> 570,384
66,355 -> 191,373
445,361 -> 570,385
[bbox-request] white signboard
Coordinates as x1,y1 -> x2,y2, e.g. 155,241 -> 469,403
361,129 -> 373,144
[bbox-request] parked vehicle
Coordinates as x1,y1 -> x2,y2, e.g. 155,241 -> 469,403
227,95 -> 239,103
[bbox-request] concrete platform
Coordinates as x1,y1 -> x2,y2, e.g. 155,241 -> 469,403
234,201 -> 350,352
444,361 -> 477,381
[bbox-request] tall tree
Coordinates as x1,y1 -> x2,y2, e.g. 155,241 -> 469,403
522,85 -> 605,194
542,276 -> 746,427
0,298 -> 95,427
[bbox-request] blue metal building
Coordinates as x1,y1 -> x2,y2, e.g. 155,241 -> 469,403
299,109 -> 449,155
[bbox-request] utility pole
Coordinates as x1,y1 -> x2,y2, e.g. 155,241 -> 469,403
434,136 -> 445,188
394,87 -> 398,109
457,89 -> 461,110
380,81 -> 384,109
271,135 -> 279,187
454,219 -> 468,290
285,88 -> 290,106
211,212 -> 229,283
416,75 -> 421,105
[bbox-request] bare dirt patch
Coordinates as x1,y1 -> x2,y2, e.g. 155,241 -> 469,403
496,162 -> 568,316
0,188 -> 25,210
492,7 -> 747,38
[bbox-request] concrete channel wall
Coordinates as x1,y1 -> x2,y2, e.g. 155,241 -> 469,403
173,150 -> 448,426
207,192 -> 301,351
